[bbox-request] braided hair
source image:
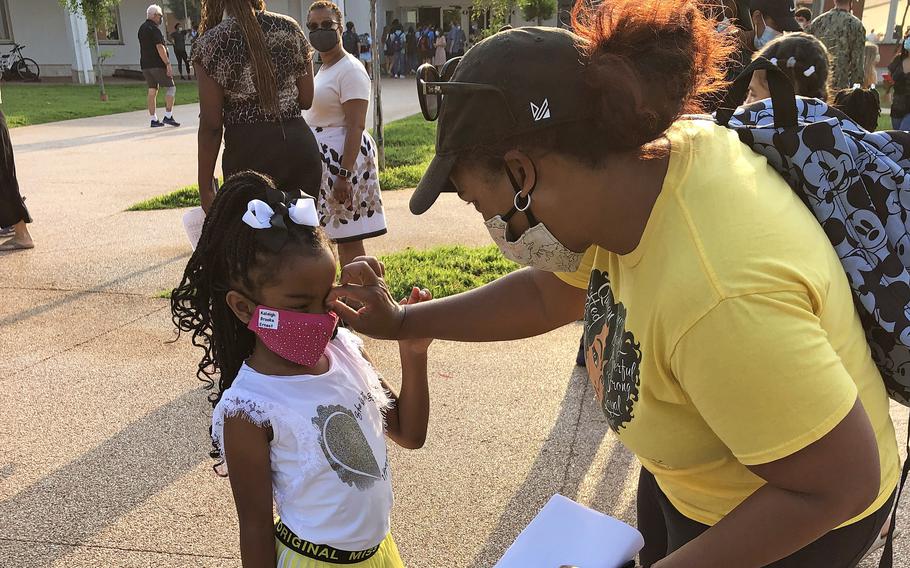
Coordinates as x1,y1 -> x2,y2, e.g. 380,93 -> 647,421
755,32 -> 831,102
199,0 -> 281,117
170,171 -> 332,459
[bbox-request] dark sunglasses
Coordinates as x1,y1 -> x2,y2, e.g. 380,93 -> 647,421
307,20 -> 340,32
416,59 -> 516,124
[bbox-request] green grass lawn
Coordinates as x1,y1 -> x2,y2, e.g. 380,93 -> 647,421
128,113 -> 436,211
157,244 -> 517,300
878,114 -> 892,132
379,245 -> 518,300
2,82 -> 199,128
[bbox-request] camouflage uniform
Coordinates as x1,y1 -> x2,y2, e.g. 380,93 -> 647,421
806,9 -> 867,90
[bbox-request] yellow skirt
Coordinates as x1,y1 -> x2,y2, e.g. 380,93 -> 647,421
275,533 -> 404,568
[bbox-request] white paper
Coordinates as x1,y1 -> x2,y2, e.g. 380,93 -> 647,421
182,207 -> 206,250
494,494 -> 643,568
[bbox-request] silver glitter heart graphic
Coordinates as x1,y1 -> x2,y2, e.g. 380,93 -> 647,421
313,404 -> 382,490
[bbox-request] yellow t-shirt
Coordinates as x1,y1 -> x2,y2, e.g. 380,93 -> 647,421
557,119 -> 899,526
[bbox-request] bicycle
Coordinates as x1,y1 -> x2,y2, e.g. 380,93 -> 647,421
0,44 -> 39,82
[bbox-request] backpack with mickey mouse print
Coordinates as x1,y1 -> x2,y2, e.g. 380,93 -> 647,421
714,57 -> 910,568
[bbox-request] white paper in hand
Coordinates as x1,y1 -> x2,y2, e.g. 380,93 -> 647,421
494,494 -> 643,568
182,207 -> 206,250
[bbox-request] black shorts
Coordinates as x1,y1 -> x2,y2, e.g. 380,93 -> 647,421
636,467 -> 895,567
142,67 -> 175,89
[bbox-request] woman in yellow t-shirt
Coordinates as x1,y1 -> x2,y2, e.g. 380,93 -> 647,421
329,1 -> 901,566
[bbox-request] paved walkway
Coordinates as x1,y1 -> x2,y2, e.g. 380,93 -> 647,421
0,80 -> 907,568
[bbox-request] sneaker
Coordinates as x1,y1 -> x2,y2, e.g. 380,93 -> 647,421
163,116 -> 181,127
150,119 -> 165,128
0,226 -> 13,237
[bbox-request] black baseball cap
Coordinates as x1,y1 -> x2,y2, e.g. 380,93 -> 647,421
410,27 -> 593,215
750,0 -> 803,32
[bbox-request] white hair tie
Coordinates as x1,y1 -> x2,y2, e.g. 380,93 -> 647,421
787,57 -> 797,68
852,83 -> 862,89
769,57 -> 778,66
803,65 -> 816,77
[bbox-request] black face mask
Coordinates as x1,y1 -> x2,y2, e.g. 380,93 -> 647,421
310,29 -> 340,53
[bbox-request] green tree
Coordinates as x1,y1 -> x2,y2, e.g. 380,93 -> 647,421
473,0 -> 516,38
165,0 -> 202,25
518,0 -> 556,25
58,0 -> 121,98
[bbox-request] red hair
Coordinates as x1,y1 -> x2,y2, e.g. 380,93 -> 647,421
572,0 -> 734,150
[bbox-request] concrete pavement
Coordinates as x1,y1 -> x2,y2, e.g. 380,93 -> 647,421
1,80 -> 908,567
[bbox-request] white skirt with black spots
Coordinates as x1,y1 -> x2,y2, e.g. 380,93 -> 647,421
311,126 -> 387,243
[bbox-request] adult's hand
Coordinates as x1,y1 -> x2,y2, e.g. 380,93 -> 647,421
200,186 -> 215,214
333,176 -> 354,208
327,258 -> 406,339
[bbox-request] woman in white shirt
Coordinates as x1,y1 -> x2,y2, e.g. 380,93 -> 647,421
306,1 -> 387,267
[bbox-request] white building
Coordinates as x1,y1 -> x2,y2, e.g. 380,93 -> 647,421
2,0 -> 568,84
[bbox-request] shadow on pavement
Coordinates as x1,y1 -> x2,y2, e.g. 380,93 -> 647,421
470,367 -> 637,566
0,252 -> 188,328
14,125 -> 190,154
0,388 -> 209,564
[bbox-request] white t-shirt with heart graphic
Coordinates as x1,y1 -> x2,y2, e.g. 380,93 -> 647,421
211,328 -> 394,551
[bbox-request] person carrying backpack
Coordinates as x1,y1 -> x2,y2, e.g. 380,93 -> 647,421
420,26 -> 435,64
385,20 -> 405,78
342,21 -> 360,56
406,26 -> 418,73
332,2 -> 906,566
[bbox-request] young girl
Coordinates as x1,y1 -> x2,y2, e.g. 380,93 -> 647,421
746,32 -> 831,104
171,171 -> 431,567
833,86 -> 881,131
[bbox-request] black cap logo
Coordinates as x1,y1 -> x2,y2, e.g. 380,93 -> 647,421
531,98 -> 551,121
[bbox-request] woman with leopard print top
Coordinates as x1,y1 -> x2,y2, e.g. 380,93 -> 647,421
194,0 -> 323,212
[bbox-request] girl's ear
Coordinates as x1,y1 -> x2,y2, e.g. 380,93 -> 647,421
226,290 -> 257,325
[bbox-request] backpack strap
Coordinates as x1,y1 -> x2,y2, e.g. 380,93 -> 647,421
879,422 -> 909,568
715,57 -> 798,129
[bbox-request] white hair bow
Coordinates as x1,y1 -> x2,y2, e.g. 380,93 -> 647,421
803,65 -> 816,77
243,199 -> 275,229
786,57 -> 797,68
242,197 -> 319,230
769,57 -> 778,66
288,198 -> 319,227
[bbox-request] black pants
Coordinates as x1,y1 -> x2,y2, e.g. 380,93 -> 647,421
637,467 -> 894,567
174,49 -> 190,77
222,118 -> 322,198
0,109 -> 29,227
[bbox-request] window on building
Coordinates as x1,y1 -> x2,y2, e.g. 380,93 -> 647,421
0,1 -> 12,42
95,7 -> 123,45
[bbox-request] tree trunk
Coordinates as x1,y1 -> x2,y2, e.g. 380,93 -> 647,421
88,41 -> 105,97
371,0 -> 385,170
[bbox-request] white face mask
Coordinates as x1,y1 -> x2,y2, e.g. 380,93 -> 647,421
754,15 -> 782,50
483,166 -> 584,273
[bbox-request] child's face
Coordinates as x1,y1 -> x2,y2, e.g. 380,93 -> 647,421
746,69 -> 771,105
227,248 -> 338,324
258,249 -> 337,313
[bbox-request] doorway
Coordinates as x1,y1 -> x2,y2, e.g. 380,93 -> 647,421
418,7 -> 441,29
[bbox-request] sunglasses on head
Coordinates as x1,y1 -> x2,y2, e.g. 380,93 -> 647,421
416,58 -> 516,124
307,20 -> 340,32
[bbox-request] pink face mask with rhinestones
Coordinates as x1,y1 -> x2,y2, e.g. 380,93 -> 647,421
247,305 -> 339,368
